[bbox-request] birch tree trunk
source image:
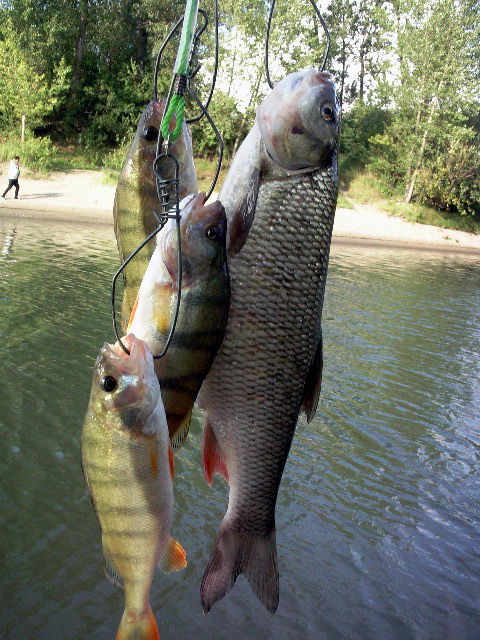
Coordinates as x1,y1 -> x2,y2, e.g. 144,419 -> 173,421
405,77 -> 444,203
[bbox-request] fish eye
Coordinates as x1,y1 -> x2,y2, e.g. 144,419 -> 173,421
102,376 -> 117,392
322,105 -> 335,121
206,226 -> 219,240
143,126 -> 159,141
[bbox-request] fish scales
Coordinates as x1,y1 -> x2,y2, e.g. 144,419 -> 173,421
199,69 -> 339,614
205,167 -> 336,531
82,335 -> 186,639
82,416 -> 167,592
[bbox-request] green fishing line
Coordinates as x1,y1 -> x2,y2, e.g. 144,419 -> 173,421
160,0 -> 198,142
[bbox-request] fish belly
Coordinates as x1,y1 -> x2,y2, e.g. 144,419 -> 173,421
82,420 -> 171,613
200,166 -> 337,531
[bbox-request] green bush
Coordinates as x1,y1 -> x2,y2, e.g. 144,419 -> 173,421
339,103 -> 390,183
102,144 -> 129,183
0,135 -> 56,174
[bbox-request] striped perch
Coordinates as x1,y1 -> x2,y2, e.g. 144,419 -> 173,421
81,334 -> 186,640
113,99 -> 198,331
128,193 -> 230,449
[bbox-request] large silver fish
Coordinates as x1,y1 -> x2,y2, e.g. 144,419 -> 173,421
113,99 -> 198,330
81,334 -> 186,639
198,69 -> 340,614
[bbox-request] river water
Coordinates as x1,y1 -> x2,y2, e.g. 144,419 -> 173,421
0,216 -> 479,640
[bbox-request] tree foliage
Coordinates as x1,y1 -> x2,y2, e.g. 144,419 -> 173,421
0,0 -> 478,216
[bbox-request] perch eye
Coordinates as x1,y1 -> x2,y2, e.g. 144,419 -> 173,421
143,126 -> 159,141
102,376 -> 117,392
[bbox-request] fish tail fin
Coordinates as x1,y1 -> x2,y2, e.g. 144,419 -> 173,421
116,606 -> 160,640
201,520 -> 279,615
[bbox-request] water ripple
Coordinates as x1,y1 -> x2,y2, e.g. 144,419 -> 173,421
1,221 -> 479,639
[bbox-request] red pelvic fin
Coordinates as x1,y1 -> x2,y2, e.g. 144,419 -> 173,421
202,418 -> 229,486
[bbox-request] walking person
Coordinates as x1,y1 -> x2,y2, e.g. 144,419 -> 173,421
1,156 -> 20,200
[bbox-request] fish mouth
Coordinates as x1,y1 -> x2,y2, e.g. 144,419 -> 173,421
98,335 -> 154,384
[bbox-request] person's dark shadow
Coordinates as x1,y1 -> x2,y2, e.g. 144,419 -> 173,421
17,193 -> 62,199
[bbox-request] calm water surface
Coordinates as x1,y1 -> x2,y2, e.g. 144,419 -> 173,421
0,217 -> 479,640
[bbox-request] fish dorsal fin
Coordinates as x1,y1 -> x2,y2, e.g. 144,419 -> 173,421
168,444 -> 174,480
228,167 -> 260,256
202,418 -> 229,486
301,334 -> 323,423
102,540 -> 123,589
158,536 -> 187,573
169,407 -> 193,451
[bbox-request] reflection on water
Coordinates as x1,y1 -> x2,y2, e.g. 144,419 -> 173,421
0,217 -> 479,640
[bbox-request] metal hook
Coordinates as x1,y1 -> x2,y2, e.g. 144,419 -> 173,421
188,87 -> 224,201
154,17 -> 184,100
187,0 -> 219,123
113,3 -> 223,357
111,154 -> 183,358
265,0 -> 330,89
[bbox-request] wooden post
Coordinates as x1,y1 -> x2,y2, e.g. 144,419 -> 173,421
21,115 -> 25,143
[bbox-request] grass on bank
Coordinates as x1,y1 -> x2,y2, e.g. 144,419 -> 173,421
343,171 -> 480,234
0,138 -> 107,177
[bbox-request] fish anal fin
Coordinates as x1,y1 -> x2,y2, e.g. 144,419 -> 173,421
301,334 -> 323,423
102,541 -> 123,589
228,167 -> 260,256
168,407 -> 192,451
201,520 -> 279,615
202,419 -> 229,486
159,536 -> 187,573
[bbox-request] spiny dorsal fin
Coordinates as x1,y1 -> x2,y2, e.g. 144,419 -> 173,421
158,536 -> 187,573
169,407 -> 193,451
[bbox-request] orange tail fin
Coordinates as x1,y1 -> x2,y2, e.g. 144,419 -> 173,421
116,607 -> 159,640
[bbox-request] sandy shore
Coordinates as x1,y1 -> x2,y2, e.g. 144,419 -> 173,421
0,168 -> 479,253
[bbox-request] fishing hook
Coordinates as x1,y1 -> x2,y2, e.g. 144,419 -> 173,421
265,0 -> 330,89
112,1 -> 223,357
111,154 -> 182,358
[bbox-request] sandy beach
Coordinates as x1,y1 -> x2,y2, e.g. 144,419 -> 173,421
0,168 -> 479,253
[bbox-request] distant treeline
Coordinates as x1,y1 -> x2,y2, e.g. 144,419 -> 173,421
0,0 -> 479,215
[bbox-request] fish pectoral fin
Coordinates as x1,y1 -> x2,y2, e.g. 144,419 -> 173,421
301,333 -> 323,423
169,407 -> 193,451
228,166 -> 261,255
158,536 -> 187,573
102,541 -> 123,589
202,418 -> 229,487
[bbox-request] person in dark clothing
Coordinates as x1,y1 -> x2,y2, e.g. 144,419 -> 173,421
1,156 -> 20,200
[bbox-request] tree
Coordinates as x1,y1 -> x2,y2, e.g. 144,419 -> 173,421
0,23 -> 69,135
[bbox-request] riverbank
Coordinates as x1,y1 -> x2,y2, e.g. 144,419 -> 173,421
1,169 -> 479,252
